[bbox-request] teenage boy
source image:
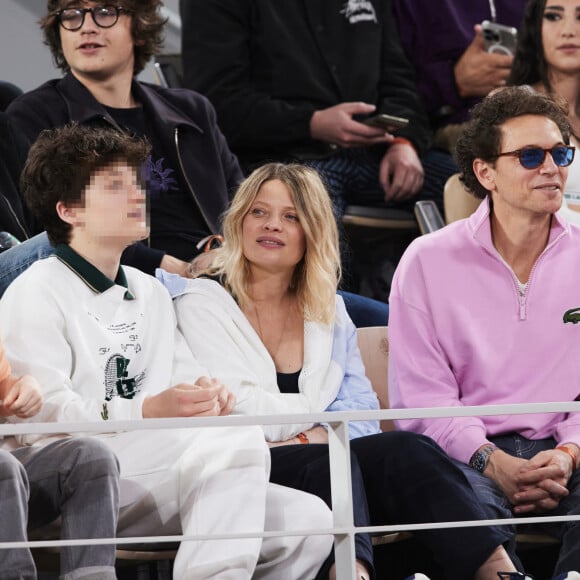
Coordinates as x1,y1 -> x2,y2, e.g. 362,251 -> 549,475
0,123 -> 332,580
0,341 -> 120,580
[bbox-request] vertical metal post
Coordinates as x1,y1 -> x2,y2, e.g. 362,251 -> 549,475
327,420 -> 356,580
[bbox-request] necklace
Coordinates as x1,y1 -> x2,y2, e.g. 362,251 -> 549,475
252,294 -> 293,363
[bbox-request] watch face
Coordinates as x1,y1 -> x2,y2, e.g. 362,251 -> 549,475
471,451 -> 487,472
470,445 -> 495,472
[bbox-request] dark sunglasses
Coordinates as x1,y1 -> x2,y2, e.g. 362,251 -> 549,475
54,5 -> 127,31
495,145 -> 575,170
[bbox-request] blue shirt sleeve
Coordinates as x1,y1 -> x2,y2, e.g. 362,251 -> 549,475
324,297 -> 381,440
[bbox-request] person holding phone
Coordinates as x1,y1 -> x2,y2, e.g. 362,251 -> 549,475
392,0 -> 527,150
180,0 -> 456,221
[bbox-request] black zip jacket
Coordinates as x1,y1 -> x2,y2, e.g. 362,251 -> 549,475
0,112 -> 33,241
181,0 -> 431,168
6,73 -> 243,274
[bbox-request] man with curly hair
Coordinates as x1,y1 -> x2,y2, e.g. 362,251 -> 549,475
389,86 -> 580,578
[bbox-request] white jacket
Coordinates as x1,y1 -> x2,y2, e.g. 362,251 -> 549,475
165,274 -> 380,442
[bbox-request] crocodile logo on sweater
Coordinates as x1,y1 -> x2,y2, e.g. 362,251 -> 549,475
563,307 -> 580,324
340,0 -> 377,24
104,354 -> 145,401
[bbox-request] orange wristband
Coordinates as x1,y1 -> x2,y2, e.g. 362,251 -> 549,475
390,137 -> 416,151
556,445 -> 578,470
296,432 -> 309,444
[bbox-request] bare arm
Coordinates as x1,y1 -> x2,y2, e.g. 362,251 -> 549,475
267,426 -> 328,448
160,254 -> 191,277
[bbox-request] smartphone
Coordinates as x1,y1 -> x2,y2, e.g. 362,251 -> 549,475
362,113 -> 409,132
481,20 -> 518,57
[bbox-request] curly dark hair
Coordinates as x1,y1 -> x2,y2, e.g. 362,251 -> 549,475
41,0 -> 166,75
21,123 -> 150,246
507,0 -> 549,90
455,86 -> 571,199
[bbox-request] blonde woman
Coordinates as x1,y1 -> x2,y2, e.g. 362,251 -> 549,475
160,163 -> 519,580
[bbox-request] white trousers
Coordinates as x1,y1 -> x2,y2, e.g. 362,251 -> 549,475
102,425 -> 332,579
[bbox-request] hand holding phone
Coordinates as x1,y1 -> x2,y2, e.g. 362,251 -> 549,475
362,114 -> 409,132
481,20 -> 518,57
454,23 -> 515,98
310,103 -> 395,147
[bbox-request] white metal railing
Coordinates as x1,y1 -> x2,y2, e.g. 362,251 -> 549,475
2,401 -> 580,579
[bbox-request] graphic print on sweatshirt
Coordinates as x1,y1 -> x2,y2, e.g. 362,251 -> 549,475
96,320 -> 146,402
104,354 -> 145,401
340,0 -> 377,24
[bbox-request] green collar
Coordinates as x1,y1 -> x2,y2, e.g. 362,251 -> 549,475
55,244 -> 135,300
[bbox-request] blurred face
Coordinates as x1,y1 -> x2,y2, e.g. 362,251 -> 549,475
242,179 -> 306,276
474,114 -> 569,218
542,0 -> 580,75
72,160 -> 148,247
57,2 -> 135,83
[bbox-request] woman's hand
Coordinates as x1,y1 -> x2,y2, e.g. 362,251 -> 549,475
267,425 -> 329,447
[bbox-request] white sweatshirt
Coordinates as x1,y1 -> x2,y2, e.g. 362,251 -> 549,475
0,252 -> 207,446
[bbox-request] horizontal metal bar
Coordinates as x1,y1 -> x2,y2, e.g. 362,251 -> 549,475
2,401 -> 580,436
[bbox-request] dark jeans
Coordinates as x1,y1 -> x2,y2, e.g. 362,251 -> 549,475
338,290 -> 389,327
270,431 -> 508,580
455,434 -> 580,577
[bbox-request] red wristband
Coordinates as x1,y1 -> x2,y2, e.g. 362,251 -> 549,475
556,445 -> 578,470
390,137 -> 415,151
296,432 -> 309,444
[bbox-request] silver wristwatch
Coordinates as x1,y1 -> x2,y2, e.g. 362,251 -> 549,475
469,444 -> 497,473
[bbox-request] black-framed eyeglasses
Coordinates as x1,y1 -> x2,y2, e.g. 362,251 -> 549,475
54,5 -> 127,31
495,145 -> 575,170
